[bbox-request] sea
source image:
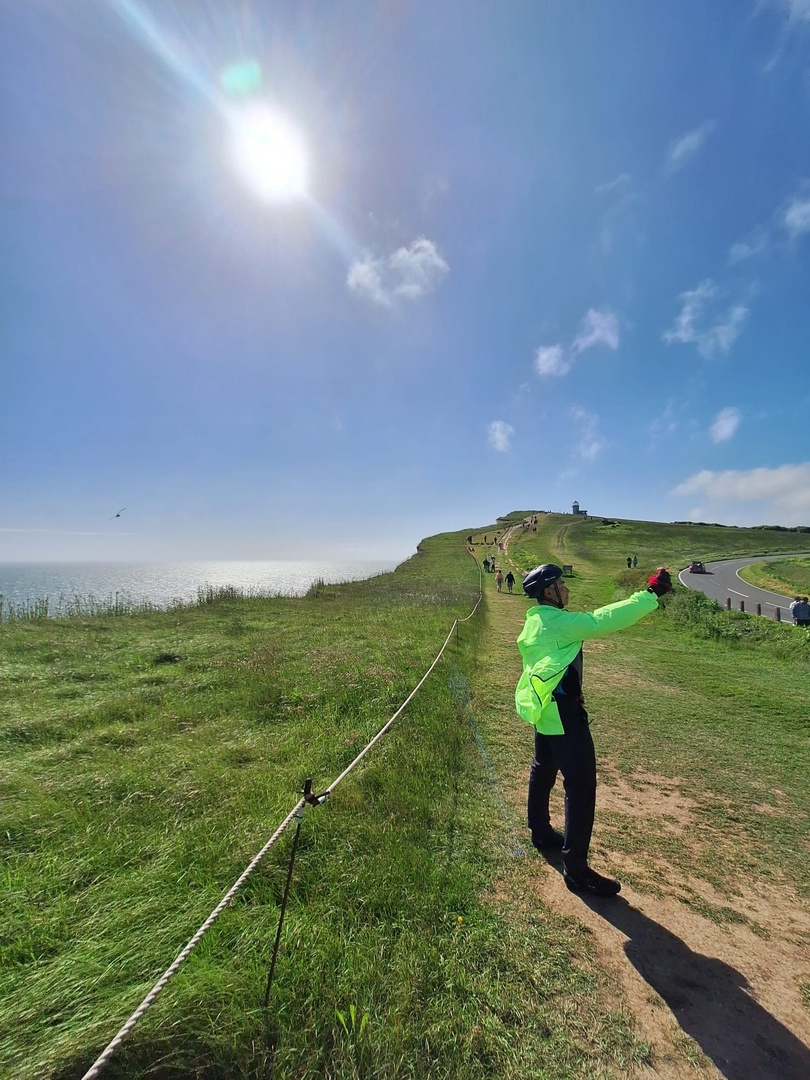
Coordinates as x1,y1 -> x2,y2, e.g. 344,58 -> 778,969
0,560 -> 400,616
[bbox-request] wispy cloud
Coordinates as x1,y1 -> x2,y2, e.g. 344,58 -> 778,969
418,174 -> 450,212
784,192 -> 810,238
347,237 -> 449,306
594,173 -> 631,195
572,309 -> 620,353
662,280 -> 748,358
727,183 -> 810,262
569,406 -> 605,461
774,0 -> 810,23
534,309 -> 619,380
709,406 -> 741,443
534,345 -> 571,377
487,420 -> 514,452
648,402 -> 681,448
728,228 -> 770,265
671,462 -> 810,524
665,121 -> 716,175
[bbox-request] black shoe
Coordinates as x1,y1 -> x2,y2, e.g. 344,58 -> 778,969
563,868 -> 621,897
531,828 -> 565,851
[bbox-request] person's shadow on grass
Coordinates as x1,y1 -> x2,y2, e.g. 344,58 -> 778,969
539,847 -> 809,1080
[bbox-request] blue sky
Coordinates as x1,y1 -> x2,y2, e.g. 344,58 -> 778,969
2,0 -> 810,562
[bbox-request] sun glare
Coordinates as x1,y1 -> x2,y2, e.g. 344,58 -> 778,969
231,106 -> 308,201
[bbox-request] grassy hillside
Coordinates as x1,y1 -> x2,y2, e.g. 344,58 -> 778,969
503,513 -> 810,894
739,556 -> 810,597
3,512 -> 809,1079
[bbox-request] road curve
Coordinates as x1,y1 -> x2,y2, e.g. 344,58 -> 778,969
678,554 -> 810,622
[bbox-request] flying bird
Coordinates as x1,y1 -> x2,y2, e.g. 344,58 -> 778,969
110,508 -> 127,520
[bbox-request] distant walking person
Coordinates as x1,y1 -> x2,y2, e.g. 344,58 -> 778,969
505,571 -> 515,594
496,569 -> 504,592
790,597 -> 802,623
626,557 -> 632,569
515,563 -> 673,897
794,596 -> 810,628
483,557 -> 490,573
632,555 -> 638,568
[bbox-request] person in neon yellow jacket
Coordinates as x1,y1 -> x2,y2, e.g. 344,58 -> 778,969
516,563 -> 672,897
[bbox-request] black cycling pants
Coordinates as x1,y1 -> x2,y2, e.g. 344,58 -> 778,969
527,696 -> 597,875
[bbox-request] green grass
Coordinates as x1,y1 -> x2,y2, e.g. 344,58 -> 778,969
1,528 -> 653,1080
739,556 -> 810,598
4,510 -> 810,1079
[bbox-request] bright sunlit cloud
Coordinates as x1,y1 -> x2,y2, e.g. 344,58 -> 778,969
347,238 -> 449,306
230,106 -> 308,201
672,463 -> 810,524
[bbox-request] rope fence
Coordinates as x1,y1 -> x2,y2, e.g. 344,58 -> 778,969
80,576 -> 484,1080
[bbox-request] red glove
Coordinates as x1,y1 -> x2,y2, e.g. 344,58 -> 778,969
647,568 -> 672,597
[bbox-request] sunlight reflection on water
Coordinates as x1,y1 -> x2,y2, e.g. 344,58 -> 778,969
0,560 -> 399,611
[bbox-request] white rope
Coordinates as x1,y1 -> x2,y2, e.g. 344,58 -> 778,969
79,584 -> 483,1080
80,801 -> 304,1080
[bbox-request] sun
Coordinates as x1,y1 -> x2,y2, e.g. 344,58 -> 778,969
230,105 -> 308,201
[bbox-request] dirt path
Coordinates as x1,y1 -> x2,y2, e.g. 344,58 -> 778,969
471,536 -> 810,1079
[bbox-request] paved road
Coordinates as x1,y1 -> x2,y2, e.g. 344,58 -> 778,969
678,554 -> 810,622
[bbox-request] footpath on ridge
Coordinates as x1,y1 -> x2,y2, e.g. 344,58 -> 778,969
467,529 -> 810,1080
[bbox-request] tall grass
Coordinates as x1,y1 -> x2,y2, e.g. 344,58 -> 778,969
5,513 -> 809,1078
7,535 -> 594,1080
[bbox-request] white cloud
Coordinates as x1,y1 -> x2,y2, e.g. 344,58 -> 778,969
569,406 -> 605,461
487,420 -> 514,453
347,237 -> 448,305
662,280 -> 748,358
572,309 -> 620,353
533,308 -> 620,380
534,344 -> 571,377
389,238 -> 449,299
709,406 -> 741,443
728,228 -> 769,265
347,258 -> 390,306
595,173 -> 631,195
665,121 -> 716,174
784,194 -> 810,238
671,463 -> 810,524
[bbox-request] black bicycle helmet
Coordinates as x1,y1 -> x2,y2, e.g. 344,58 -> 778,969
522,563 -> 564,599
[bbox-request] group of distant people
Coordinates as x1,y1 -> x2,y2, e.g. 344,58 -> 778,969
482,556 -> 515,593
790,596 -> 810,627
625,556 -> 638,568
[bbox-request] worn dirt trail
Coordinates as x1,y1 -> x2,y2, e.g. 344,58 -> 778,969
471,525 -> 810,1079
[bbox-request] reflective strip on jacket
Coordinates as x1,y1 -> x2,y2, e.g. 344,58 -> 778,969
515,589 -> 659,735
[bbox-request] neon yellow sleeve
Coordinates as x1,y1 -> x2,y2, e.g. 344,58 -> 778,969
553,589 -> 659,645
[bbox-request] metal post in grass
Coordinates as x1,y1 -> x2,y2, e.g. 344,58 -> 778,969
740,599 -> 745,612
726,597 -> 731,610
756,603 -> 761,616
263,804 -> 304,1008
263,779 -> 328,1008
776,607 -> 781,621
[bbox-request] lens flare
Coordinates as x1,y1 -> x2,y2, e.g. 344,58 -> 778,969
231,106 -> 307,201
